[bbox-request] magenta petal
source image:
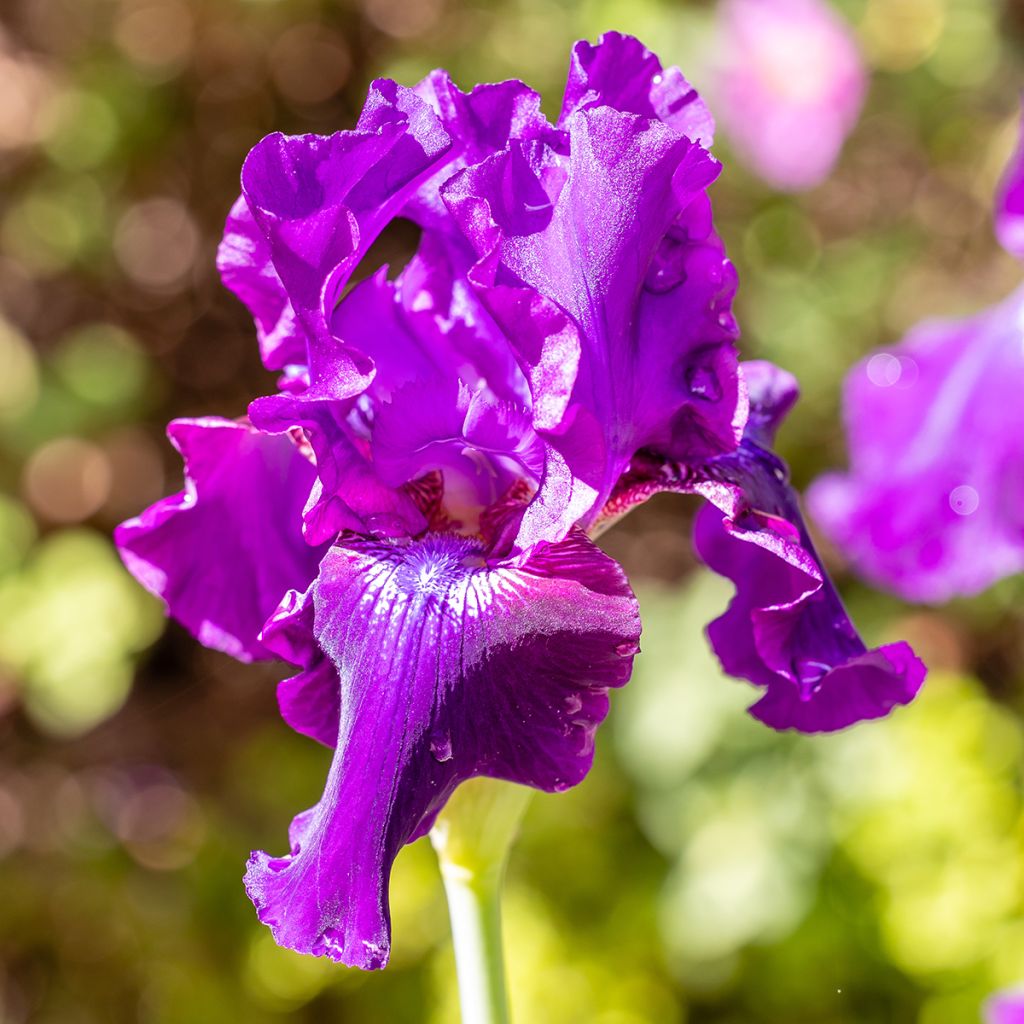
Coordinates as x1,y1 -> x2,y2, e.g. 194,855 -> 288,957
262,588 -> 339,749
444,106 -> 741,537
986,989 -> 1024,1024
239,79 -> 452,396
408,72 -> 556,232
115,419 -> 327,662
690,362 -> 925,732
248,393 -> 425,544
244,530 -> 640,968
808,288 -> 1024,602
996,106 -> 1024,260
216,196 -> 303,372
560,32 -> 714,144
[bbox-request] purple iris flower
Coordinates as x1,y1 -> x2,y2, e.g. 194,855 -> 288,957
713,0 -> 867,191
116,34 -> 924,970
809,113 -> 1024,602
986,988 -> 1024,1024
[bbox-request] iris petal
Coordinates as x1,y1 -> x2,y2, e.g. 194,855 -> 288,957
244,529 -> 639,967
115,418 -> 326,662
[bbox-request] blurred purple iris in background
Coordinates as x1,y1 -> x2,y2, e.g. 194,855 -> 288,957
810,113 -> 1024,602
713,0 -> 867,191
116,34 -> 924,970
986,987 -> 1024,1024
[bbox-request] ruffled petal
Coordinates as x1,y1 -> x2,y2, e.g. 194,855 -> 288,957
248,393 -> 426,545
601,361 -> 925,732
262,588 -> 338,748
115,419 -> 327,662
692,362 -> 925,731
560,31 -> 714,145
244,529 -> 640,968
216,196 -> 303,372
444,106 -> 741,539
407,72 -> 556,231
238,79 -> 452,395
808,287 -> 1024,602
371,377 -> 545,525
995,106 -> 1024,260
713,0 -> 866,191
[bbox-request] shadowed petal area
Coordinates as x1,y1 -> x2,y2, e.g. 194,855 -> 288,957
996,107 -> 1024,259
692,363 -> 925,731
808,288 -> 1024,602
600,362 -> 924,732
238,79 -> 452,394
560,31 -> 714,144
248,393 -> 426,545
262,587 -> 339,749
244,529 -> 640,967
115,418 -> 327,662
986,989 -> 1024,1024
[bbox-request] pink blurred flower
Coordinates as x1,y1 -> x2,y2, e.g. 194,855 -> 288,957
714,0 -> 867,191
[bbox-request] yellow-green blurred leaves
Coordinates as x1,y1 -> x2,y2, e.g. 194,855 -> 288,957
0,529 -> 163,735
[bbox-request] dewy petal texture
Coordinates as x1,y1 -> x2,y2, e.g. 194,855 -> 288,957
244,530 -> 640,968
115,419 -> 327,661
714,0 -> 866,191
808,287 -> 1024,602
445,101 -> 741,538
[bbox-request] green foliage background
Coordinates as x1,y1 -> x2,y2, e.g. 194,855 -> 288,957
0,1 -> 1022,1021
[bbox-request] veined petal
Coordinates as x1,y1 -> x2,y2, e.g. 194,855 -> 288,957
560,31 -> 714,144
244,529 -> 640,968
808,287 -> 1024,602
239,79 -> 452,396
115,418 -> 327,662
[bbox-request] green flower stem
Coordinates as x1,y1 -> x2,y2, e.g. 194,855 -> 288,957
430,778 -> 532,1024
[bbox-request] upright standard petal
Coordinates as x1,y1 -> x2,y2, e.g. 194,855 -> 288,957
407,72 -> 555,232
808,288 -> 1024,602
216,196 -> 303,372
444,106 -> 742,538
560,31 -> 715,145
238,79 -> 452,394
713,0 -> 866,191
115,419 -> 327,662
244,529 -> 640,968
